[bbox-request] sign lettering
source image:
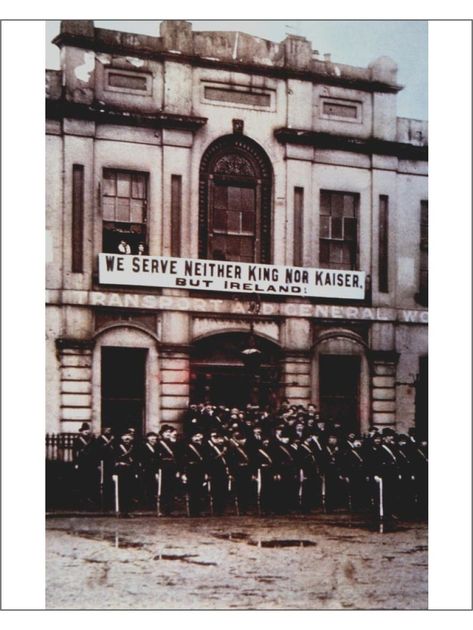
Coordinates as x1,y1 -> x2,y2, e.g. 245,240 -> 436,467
99,254 -> 365,300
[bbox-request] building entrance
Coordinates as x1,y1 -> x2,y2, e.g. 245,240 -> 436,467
101,347 -> 147,436
190,332 -> 280,410
319,355 -> 360,432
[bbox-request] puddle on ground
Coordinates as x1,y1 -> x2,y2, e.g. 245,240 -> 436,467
249,539 -> 317,548
213,532 -> 316,548
60,528 -> 146,549
213,532 -> 250,542
154,553 -> 216,566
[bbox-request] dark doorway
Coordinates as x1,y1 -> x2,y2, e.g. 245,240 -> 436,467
190,333 -> 281,410
415,355 -> 428,439
319,355 -> 360,432
101,347 -> 147,437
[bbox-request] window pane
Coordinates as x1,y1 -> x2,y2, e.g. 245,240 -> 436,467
343,194 -> 355,217
331,217 -> 343,239
131,175 -> 146,199
227,187 -> 242,211
341,243 -> 352,265
211,235 -> 226,260
227,210 -> 241,233
102,197 -> 115,221
213,209 -> 227,231
320,240 -> 329,264
320,215 -> 330,238
116,197 -> 130,222
241,211 -> 255,233
240,187 -> 255,212
116,172 -> 131,197
330,242 -> 343,264
344,217 -> 357,241
227,236 -> 242,257
240,238 -> 254,260
213,185 -> 227,209
332,194 -> 344,217
103,173 -> 116,196
130,199 -> 144,223
320,191 -> 331,215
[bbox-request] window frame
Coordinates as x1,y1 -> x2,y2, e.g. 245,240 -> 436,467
319,189 -> 360,271
101,168 -> 149,256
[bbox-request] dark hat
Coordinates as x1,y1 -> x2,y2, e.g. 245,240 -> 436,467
382,427 -> 395,436
79,422 -> 90,432
159,424 -> 174,434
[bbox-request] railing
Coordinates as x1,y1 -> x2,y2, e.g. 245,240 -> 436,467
45,433 -> 77,462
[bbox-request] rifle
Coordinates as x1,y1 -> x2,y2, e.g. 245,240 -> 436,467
256,468 -> 262,516
207,477 -> 214,516
99,460 -> 105,512
298,468 -> 304,508
112,474 -> 119,516
156,469 -> 162,517
228,471 -> 239,516
321,473 -> 326,513
374,475 -> 384,520
343,476 -> 352,512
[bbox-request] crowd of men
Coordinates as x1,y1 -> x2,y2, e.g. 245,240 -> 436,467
72,401 -> 428,520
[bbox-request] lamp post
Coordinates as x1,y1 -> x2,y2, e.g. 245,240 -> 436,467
240,295 -> 263,406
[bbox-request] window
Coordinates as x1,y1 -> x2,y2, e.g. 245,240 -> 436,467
416,200 -> 428,306
199,136 -> 272,264
319,190 -> 359,270
171,175 -> 182,258
320,98 -> 362,122
293,187 -> 304,267
378,195 -> 389,293
102,169 -> 148,255
210,179 -> 256,263
72,164 -> 84,272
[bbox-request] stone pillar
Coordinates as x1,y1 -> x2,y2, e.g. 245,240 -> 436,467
370,351 -> 399,430
159,344 -> 191,429
56,338 -> 94,433
281,350 -> 311,406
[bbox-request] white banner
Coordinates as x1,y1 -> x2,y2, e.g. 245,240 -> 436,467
98,254 -> 366,300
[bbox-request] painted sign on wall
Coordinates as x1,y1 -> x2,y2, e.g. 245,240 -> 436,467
98,254 -> 366,300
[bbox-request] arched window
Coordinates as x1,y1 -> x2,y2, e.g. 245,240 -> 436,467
199,135 -> 272,263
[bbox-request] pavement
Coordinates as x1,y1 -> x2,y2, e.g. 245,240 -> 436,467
46,511 -> 427,610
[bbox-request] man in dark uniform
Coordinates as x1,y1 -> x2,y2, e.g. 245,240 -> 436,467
342,437 -> 369,511
156,425 -> 181,516
228,431 -> 253,515
113,431 -> 138,517
206,431 -> 231,515
271,429 -> 297,514
181,431 -> 208,516
93,426 -> 115,510
413,437 -> 428,515
321,432 -> 345,512
395,433 -> 417,515
252,435 -> 277,516
364,430 -> 399,519
72,422 -> 97,508
138,432 -> 160,510
292,435 -> 320,513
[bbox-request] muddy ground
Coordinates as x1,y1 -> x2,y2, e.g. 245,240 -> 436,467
46,513 -> 427,610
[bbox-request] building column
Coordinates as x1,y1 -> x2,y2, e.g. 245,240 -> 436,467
160,344 -> 191,428
55,338 -> 94,433
370,351 -> 399,430
281,350 -> 312,406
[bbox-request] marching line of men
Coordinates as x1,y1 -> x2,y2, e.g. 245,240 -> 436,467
71,402 -> 428,520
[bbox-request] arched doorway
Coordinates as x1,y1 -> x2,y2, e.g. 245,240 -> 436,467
199,134 -> 273,263
91,325 -> 160,436
190,332 -> 281,410
313,329 -> 370,434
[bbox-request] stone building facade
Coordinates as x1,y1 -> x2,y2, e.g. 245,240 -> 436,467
46,20 -> 428,437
